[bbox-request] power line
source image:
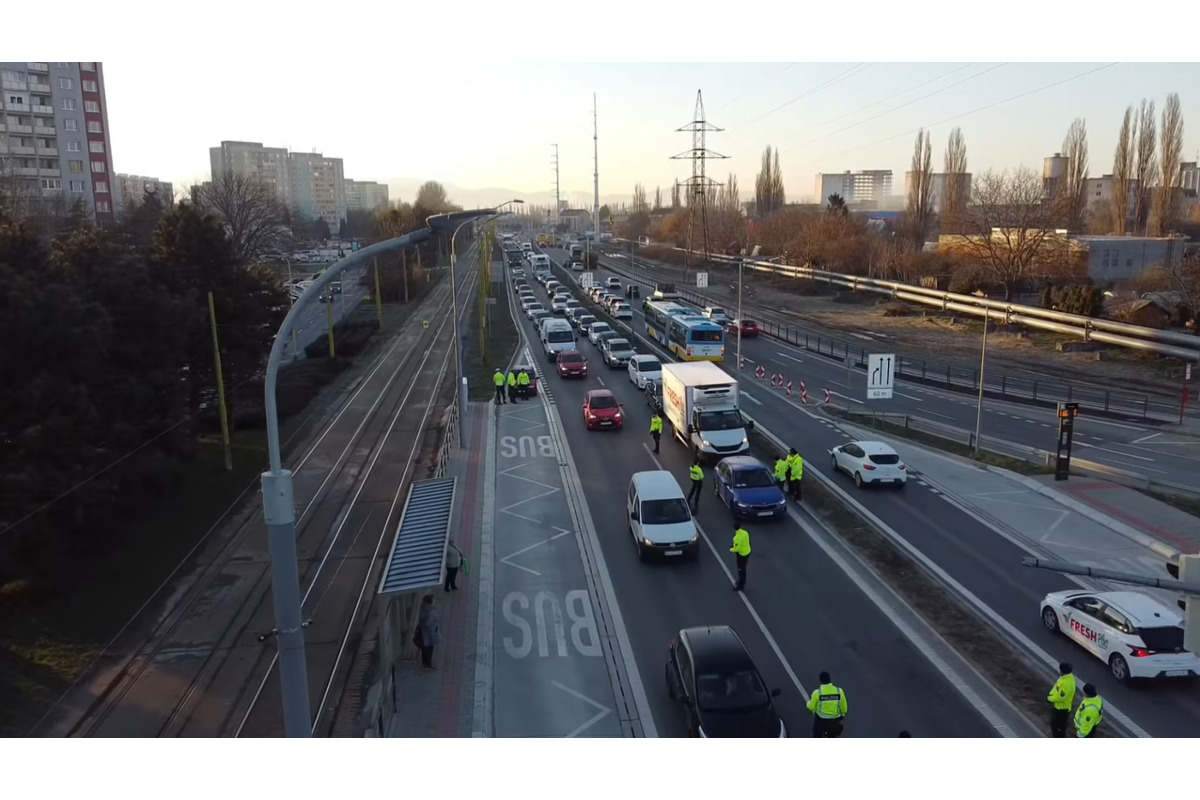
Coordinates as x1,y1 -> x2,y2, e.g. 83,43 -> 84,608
780,63 -> 1009,156
716,63 -> 797,111
728,63 -> 873,134
775,62 -> 977,145
793,62 -> 1121,169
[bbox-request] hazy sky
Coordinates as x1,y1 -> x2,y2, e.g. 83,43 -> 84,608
104,62 -> 1200,204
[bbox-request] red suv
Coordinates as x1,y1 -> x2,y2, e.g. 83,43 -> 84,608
557,350 -> 588,379
582,389 -> 624,430
725,319 -> 762,338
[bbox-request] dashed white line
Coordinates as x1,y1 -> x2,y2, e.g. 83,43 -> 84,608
831,391 -> 864,405
896,391 -> 924,402
742,391 -> 763,406
1075,442 -> 1157,462
776,351 -> 805,364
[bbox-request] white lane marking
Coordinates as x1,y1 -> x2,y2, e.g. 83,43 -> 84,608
552,681 -> 613,738
1080,418 -> 1147,431
896,392 -> 924,402
595,375 -> 606,386
742,391 -> 763,406
776,351 -> 804,364
1075,442 -> 1157,462
785,504 -> 1019,738
741,356 -> 757,364
641,441 -> 810,702
831,391 -> 864,405
498,528 -> 574,577
1132,432 -> 1162,444
923,409 -> 956,421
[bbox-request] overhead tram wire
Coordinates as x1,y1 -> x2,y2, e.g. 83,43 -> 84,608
780,63 -> 1009,156
774,62 -> 977,144
794,62 -> 1121,168
727,63 -> 873,135
716,63 -> 797,112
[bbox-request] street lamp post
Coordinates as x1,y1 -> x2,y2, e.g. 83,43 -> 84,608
736,258 -> 744,373
449,199 -> 523,446
974,310 -> 990,454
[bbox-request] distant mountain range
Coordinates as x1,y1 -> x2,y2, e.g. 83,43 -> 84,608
383,178 -> 631,211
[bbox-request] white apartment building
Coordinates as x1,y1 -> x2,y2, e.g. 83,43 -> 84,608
1,61 -> 115,226
209,140 -> 292,206
344,179 -> 389,212
289,151 -> 346,231
112,173 -> 173,216
813,170 -> 893,206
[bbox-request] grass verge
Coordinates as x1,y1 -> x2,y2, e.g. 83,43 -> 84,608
0,430 -> 267,736
822,405 -> 1051,476
464,267 -> 520,401
745,428 -> 1086,735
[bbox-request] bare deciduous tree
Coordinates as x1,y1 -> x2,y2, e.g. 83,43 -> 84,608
905,129 -> 934,249
1112,106 -> 1136,235
1133,99 -> 1159,235
415,180 -> 453,212
754,146 -> 785,218
949,167 -> 1064,301
653,185 -> 663,211
671,180 -> 682,209
1060,118 -> 1089,232
710,173 -> 746,253
632,183 -> 649,214
1150,93 -> 1185,236
194,172 -> 287,262
941,127 -> 969,234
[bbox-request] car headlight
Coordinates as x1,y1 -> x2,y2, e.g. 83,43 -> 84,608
642,538 -> 654,547
741,437 -> 749,445
587,413 -> 597,420
700,438 -> 711,447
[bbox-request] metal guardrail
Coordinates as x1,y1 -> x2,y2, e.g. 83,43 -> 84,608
832,406 -> 1200,500
597,251 -> 1160,421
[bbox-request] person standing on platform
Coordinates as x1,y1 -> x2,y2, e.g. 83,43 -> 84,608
787,448 -> 804,500
1074,684 -> 1104,738
507,369 -> 518,402
416,594 -> 440,670
492,369 -> 506,405
1046,662 -> 1076,738
517,368 -> 531,400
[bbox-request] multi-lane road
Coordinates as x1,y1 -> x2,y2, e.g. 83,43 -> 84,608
279,268 -> 371,362
533,245 -> 1200,738
595,250 -> 1200,493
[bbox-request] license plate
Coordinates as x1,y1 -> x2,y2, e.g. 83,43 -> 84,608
664,550 -> 683,556
600,421 -> 612,426
1165,670 -> 1190,677
757,511 -> 773,517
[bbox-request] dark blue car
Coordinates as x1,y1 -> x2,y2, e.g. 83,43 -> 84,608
713,456 -> 788,520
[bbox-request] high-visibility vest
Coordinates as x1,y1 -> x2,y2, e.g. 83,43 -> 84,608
807,684 -> 847,719
507,372 -> 517,386
789,454 -> 804,480
773,458 -> 789,481
492,372 -> 505,387
650,415 -> 663,434
689,465 -> 703,482
1075,696 -> 1103,737
730,528 -> 751,556
517,371 -> 531,386
1047,674 -> 1076,712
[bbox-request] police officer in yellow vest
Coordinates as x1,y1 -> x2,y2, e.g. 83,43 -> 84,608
1046,662 -> 1076,738
807,671 -> 848,737
730,524 -> 751,591
787,448 -> 804,500
492,368 -> 506,405
1074,683 -> 1103,738
773,455 -> 789,488
686,458 -> 704,511
517,368 -> 531,399
649,412 -> 663,454
507,369 -> 518,402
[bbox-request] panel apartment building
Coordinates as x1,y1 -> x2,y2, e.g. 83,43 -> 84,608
344,179 -> 389,212
209,140 -> 350,231
813,170 -> 893,207
1,61 -> 116,226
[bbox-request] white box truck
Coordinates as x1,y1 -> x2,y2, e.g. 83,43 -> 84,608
660,362 -> 753,461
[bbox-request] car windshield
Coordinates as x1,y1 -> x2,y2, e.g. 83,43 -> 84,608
579,317 -> 596,327
591,324 -> 611,335
698,409 -> 744,431
597,332 -> 617,342
742,320 -> 758,327
589,394 -> 618,409
639,359 -> 662,372
696,669 -> 770,712
560,352 -> 584,364
1138,625 -> 1185,651
547,330 -> 573,344
733,468 -> 776,489
868,453 -> 900,465
609,341 -> 632,353
641,498 -> 690,525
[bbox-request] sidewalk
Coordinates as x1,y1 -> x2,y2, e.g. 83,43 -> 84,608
837,421 -> 1199,606
387,402 -> 490,737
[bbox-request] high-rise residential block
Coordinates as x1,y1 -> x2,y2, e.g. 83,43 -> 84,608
209,140 -> 292,206
813,170 -> 893,206
1,61 -> 115,226
288,151 -> 346,231
113,173 -> 174,215
344,179 -> 389,212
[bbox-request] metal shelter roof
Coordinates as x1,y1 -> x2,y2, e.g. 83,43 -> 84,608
378,477 -> 457,596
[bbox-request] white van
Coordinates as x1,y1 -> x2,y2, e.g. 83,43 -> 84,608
530,254 -> 550,271
540,318 -> 577,362
627,471 -> 699,562
704,306 -> 729,324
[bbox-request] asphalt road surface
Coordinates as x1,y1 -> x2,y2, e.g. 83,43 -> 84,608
280,270 -> 371,362
592,251 -> 1200,493
538,245 -> 1200,738
511,251 -> 998,737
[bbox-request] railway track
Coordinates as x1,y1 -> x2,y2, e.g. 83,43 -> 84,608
35,247 -> 477,738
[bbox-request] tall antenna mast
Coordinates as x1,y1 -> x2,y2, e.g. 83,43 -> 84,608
593,93 -> 600,237
671,90 -> 727,279
552,144 -> 561,230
